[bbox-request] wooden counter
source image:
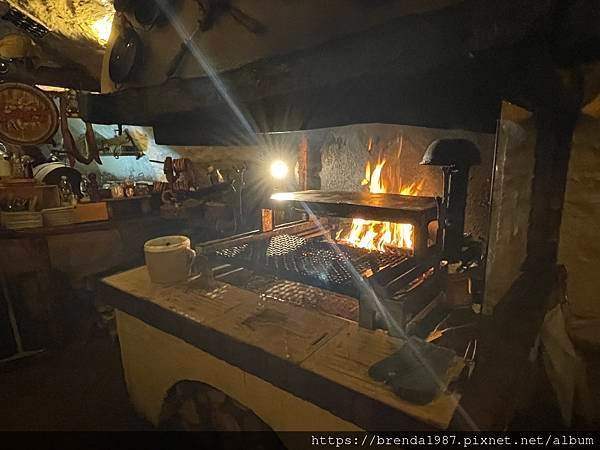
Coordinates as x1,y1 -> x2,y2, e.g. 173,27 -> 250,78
0,215 -> 185,354
0,220 -> 113,239
100,266 -> 465,430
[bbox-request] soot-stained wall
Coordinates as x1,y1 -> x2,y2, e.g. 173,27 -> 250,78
317,123 -> 496,242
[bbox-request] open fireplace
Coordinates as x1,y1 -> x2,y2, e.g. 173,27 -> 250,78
190,124 -> 502,338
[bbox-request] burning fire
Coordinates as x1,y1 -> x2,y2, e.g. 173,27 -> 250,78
336,153 -> 424,253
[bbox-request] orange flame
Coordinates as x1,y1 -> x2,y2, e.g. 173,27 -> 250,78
337,150 -> 424,252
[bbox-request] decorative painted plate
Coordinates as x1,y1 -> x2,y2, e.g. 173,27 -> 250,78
0,82 -> 59,145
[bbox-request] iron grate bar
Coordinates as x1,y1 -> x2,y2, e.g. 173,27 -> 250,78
213,233 -> 413,298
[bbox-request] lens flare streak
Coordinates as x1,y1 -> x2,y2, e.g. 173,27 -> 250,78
151,4 -> 479,430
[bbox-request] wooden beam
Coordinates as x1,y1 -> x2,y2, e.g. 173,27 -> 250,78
522,64 -> 584,271
551,0 -> 600,66
78,0 -> 553,127
150,62 -> 501,145
0,59 -> 100,91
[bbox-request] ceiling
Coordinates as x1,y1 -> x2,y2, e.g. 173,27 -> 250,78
0,0 -> 598,109
0,0 -> 112,85
7,0 -> 113,45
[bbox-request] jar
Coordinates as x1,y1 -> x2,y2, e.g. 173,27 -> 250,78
10,153 -> 24,178
58,175 -> 75,206
135,182 -> 150,196
0,157 -> 11,178
124,174 -> 135,197
110,182 -> 125,199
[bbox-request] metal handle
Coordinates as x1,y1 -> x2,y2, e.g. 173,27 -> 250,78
186,247 -> 197,275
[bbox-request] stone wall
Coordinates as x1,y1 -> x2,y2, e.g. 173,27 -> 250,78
559,114 -> 600,320
318,123 -> 495,241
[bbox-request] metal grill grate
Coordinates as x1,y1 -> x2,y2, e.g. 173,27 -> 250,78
260,280 -> 359,321
216,243 -> 249,259
266,234 -> 307,256
212,234 -> 410,298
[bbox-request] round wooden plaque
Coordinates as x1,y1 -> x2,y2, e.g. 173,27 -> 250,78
0,82 -> 59,145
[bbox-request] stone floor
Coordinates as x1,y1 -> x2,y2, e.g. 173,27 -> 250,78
0,327 -> 151,431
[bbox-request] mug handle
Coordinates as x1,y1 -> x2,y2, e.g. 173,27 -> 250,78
186,247 -> 197,275
162,189 -> 175,204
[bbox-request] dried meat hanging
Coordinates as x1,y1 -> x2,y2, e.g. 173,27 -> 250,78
59,94 -> 102,167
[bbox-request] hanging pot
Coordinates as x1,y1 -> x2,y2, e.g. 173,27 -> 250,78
134,0 -> 178,27
113,0 -> 134,13
109,25 -> 143,83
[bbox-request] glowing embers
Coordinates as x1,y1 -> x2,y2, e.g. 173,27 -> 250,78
336,154 -> 424,252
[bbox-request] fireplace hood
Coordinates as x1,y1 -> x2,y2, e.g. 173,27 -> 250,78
77,0 -> 597,145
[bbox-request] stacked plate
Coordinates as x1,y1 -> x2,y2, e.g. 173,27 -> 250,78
0,211 -> 43,230
42,206 -> 76,227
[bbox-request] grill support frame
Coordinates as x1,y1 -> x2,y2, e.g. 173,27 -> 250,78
196,209 -> 446,335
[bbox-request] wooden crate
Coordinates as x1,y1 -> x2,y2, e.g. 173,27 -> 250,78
105,195 -> 152,219
74,202 -> 109,223
0,183 -> 60,211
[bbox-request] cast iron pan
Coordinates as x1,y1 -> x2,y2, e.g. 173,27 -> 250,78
109,25 -> 143,83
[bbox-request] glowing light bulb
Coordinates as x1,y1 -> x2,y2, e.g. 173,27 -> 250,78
92,16 -> 113,45
270,160 -> 289,180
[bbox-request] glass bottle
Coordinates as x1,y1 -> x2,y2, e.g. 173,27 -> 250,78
10,153 -> 25,178
80,175 -> 90,202
110,181 -> 124,198
58,175 -> 74,206
124,170 -> 135,197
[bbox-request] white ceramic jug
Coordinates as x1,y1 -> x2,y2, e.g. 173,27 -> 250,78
144,235 -> 196,284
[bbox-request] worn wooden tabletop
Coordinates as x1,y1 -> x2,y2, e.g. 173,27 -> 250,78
102,266 -> 464,430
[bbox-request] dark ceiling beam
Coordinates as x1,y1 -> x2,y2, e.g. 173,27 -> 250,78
551,0 -> 600,66
152,60 -> 501,145
0,59 -> 100,91
36,33 -> 104,85
1,2 -> 104,82
78,0 -> 555,127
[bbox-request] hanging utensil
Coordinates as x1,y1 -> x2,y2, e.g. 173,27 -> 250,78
84,122 -> 103,165
165,0 -> 207,78
134,0 -> 180,28
166,21 -> 202,78
134,0 -> 163,27
109,24 -> 143,83
199,0 -> 266,34
462,339 -> 477,380
59,94 -> 77,167
229,5 -> 267,34
114,0 -> 134,13
59,94 -> 102,166
426,322 -> 475,343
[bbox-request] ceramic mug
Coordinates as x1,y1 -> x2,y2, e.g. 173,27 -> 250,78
144,235 -> 196,284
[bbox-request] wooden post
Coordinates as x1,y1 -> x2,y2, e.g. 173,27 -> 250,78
297,135 -> 309,190
522,70 -> 583,272
0,60 -> 100,92
307,133 -> 324,190
296,133 -> 323,191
